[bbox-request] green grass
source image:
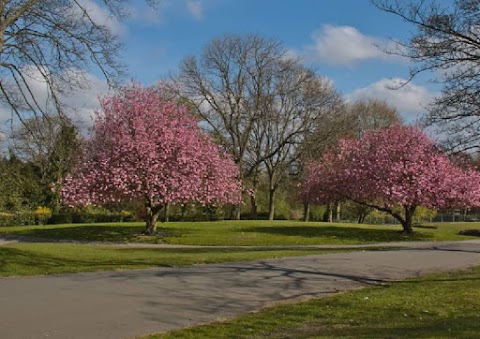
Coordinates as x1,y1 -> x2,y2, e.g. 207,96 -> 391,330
0,243 -> 357,277
149,266 -> 480,339
0,220 -> 477,245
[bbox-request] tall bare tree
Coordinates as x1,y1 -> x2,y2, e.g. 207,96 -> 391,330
0,1 -> 155,123
258,74 -> 343,220
176,34 -> 340,219
373,0 -> 480,152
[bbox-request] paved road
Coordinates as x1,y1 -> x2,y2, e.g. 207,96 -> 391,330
0,241 -> 479,339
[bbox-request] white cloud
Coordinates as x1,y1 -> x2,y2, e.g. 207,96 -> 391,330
347,78 -> 437,119
74,0 -> 126,35
186,0 -> 203,20
127,2 -> 164,25
0,67 -> 110,129
59,71 -> 111,127
305,25 -> 404,66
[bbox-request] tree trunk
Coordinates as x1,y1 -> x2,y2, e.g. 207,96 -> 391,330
335,202 -> 341,222
163,203 -> 170,223
303,202 -> 310,222
268,188 -> 275,221
232,204 -> 241,220
323,203 -> 333,223
392,205 -> 416,235
145,204 -> 163,235
250,194 -> 258,220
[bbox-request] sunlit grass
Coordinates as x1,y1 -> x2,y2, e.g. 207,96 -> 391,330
148,266 -> 480,338
0,242 -> 358,278
0,220 -> 477,246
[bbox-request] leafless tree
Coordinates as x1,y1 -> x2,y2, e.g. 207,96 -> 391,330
175,34 -> 341,219
0,0 -> 155,124
346,99 -> 402,138
258,74 -> 343,220
373,0 -> 480,152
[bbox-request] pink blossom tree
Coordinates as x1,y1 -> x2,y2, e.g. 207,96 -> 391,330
61,84 -> 241,234
302,125 -> 480,234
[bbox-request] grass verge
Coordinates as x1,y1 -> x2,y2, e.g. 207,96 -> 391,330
149,266 -> 480,339
0,243 -> 358,278
0,220 -> 477,246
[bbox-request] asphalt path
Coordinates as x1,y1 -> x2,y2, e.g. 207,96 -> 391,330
0,240 -> 479,338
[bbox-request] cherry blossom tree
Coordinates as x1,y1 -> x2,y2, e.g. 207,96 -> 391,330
302,125 -> 480,234
61,84 -> 241,234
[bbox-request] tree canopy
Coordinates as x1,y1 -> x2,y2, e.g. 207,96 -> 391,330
302,125 -> 480,233
61,84 -> 241,234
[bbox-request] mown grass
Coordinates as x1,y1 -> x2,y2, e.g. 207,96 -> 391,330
0,220 -> 477,245
0,243 -> 357,278
149,266 -> 480,339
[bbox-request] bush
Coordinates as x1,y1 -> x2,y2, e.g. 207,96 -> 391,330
0,211 -> 36,226
0,212 -> 13,226
48,207 -> 137,224
34,207 -> 52,225
48,212 -> 73,224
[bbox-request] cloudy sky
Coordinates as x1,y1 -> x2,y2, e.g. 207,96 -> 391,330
1,0 -> 444,133
121,0 -> 440,122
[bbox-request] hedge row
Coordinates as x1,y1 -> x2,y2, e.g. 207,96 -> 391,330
0,211 -> 137,226
48,211 -> 136,224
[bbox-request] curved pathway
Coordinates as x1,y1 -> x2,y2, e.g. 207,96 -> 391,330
0,240 -> 479,338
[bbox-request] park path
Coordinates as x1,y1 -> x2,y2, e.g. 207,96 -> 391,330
0,240 -> 479,339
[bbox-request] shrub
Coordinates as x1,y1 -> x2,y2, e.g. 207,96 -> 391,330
0,211 -> 35,226
49,212 -> 73,224
34,207 -> 52,225
0,212 -> 14,226
48,207 -> 137,224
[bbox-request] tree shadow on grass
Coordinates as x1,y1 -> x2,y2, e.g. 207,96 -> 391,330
6,225 -> 184,243
239,225 -> 433,243
0,247 -> 153,276
287,314 -> 480,339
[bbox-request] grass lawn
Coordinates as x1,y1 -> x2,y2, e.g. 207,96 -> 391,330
149,266 -> 480,339
0,220 -> 477,246
0,242 -> 361,278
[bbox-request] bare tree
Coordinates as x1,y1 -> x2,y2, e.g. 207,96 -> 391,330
0,1 -> 155,123
175,34 -> 338,219
259,74 -> 343,220
346,99 -> 402,138
373,0 -> 480,152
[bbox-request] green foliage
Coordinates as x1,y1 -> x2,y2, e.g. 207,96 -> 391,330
34,207 -> 52,225
48,206 -> 136,225
166,204 -> 227,222
413,206 -> 438,224
0,211 -> 36,226
309,205 -> 327,221
364,209 -> 398,224
45,123 -> 82,212
0,154 -> 45,211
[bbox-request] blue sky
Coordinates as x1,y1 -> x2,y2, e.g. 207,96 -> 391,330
115,0 -> 437,122
0,0 -> 441,131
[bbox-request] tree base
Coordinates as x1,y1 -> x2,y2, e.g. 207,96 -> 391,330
142,229 -> 157,236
